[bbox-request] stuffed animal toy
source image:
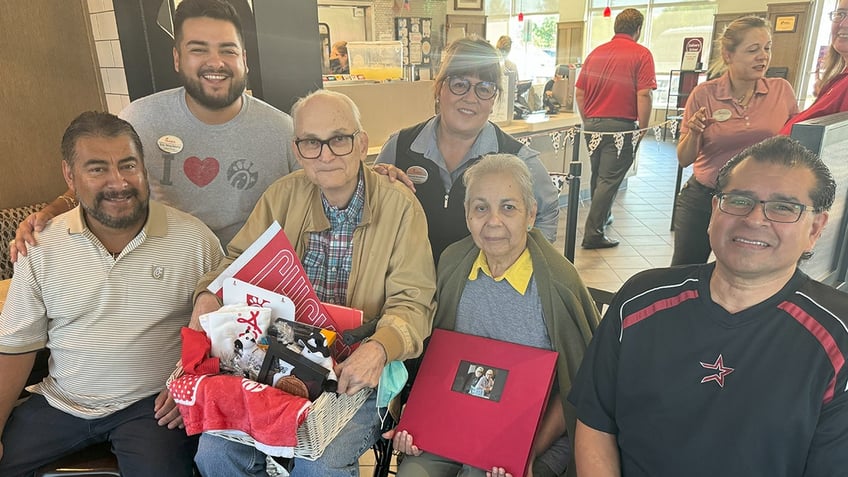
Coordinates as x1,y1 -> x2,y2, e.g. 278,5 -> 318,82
298,330 -> 338,393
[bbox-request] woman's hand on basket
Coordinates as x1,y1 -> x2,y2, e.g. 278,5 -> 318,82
382,429 -> 423,456
334,340 -> 387,394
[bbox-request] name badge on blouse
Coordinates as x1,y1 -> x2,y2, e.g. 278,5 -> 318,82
713,109 -> 732,122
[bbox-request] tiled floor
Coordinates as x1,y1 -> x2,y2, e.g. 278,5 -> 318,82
552,135 -> 691,295
355,135 -> 689,476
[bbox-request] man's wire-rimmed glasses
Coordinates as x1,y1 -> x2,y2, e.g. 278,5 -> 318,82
716,192 -> 818,223
829,10 -> 847,22
446,76 -> 499,100
295,130 -> 360,159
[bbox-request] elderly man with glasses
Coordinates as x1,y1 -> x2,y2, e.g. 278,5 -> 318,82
190,89 -> 436,477
569,136 -> 848,476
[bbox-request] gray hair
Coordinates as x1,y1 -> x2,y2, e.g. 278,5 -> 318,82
290,89 -> 364,132
433,37 -> 503,100
463,154 -> 536,215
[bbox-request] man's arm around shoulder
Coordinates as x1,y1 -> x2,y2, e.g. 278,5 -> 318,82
575,419 -> 621,477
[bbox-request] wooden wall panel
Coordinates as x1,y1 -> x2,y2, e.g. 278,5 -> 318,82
556,21 -> 584,65
0,0 -> 105,209
767,2 -> 811,91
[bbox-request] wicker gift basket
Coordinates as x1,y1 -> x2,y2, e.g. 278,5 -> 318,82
167,367 -> 371,460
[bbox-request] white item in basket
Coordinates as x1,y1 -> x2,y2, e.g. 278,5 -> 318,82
200,304 -> 271,379
223,278 -> 296,322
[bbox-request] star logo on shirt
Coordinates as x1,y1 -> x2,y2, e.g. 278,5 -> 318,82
700,354 -> 734,388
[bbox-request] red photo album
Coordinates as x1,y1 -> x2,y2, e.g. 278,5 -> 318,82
396,329 -> 558,476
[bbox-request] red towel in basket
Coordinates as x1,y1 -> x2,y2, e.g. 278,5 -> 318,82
172,327 -> 311,457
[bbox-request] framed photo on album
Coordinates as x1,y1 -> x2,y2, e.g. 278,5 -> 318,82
396,329 -> 558,476
454,0 -> 483,11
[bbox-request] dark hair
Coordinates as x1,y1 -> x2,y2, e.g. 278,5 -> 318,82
715,136 -> 836,212
61,111 -> 143,167
173,0 -> 244,45
434,37 -> 503,100
614,8 -> 644,35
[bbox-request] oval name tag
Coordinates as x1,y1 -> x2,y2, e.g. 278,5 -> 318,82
713,109 -> 732,122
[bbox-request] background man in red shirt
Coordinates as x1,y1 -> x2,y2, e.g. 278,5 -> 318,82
576,8 -> 657,249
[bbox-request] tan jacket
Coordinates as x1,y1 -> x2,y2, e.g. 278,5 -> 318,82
197,165 -> 436,361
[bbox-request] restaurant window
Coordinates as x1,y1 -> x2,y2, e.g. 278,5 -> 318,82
586,0 -> 717,108
798,0 -> 832,109
486,0 -> 560,82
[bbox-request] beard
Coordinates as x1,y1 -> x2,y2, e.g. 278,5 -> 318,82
81,186 -> 149,230
180,65 -> 247,110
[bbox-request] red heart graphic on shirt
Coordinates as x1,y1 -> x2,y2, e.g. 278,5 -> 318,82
184,156 -> 220,187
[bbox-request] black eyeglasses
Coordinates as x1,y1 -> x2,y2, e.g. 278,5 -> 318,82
716,193 -> 818,223
446,76 -> 499,100
829,10 -> 847,22
294,130 -> 360,159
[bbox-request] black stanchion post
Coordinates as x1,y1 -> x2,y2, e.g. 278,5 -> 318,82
565,125 -> 582,263
670,165 -> 683,231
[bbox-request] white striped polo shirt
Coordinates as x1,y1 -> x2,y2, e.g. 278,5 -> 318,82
0,200 -> 223,418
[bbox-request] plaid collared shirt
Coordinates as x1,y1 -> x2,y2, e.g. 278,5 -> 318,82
302,171 -> 365,305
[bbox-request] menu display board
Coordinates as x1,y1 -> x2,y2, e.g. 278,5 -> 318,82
395,17 -> 432,66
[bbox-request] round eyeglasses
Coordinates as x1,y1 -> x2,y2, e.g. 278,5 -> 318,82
294,130 -> 360,159
716,193 -> 818,223
829,10 -> 847,22
446,76 -> 499,100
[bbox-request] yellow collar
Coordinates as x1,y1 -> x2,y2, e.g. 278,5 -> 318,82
468,248 -> 533,295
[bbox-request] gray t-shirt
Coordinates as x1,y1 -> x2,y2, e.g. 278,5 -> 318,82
120,87 -> 300,246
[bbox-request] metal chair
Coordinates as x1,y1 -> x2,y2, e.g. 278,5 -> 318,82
36,442 -> 120,477
587,286 -> 615,315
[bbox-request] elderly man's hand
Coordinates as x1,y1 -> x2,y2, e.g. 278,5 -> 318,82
334,340 -> 387,395
189,292 -> 222,331
154,389 -> 184,429
10,210 -> 55,262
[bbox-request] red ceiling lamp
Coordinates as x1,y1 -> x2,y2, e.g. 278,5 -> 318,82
603,0 -> 611,17
517,0 -> 524,22
518,12 -> 524,21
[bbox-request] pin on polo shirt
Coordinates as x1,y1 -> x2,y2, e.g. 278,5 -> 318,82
157,135 -> 184,154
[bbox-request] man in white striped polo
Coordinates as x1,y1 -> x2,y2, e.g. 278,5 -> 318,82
0,111 -> 224,476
